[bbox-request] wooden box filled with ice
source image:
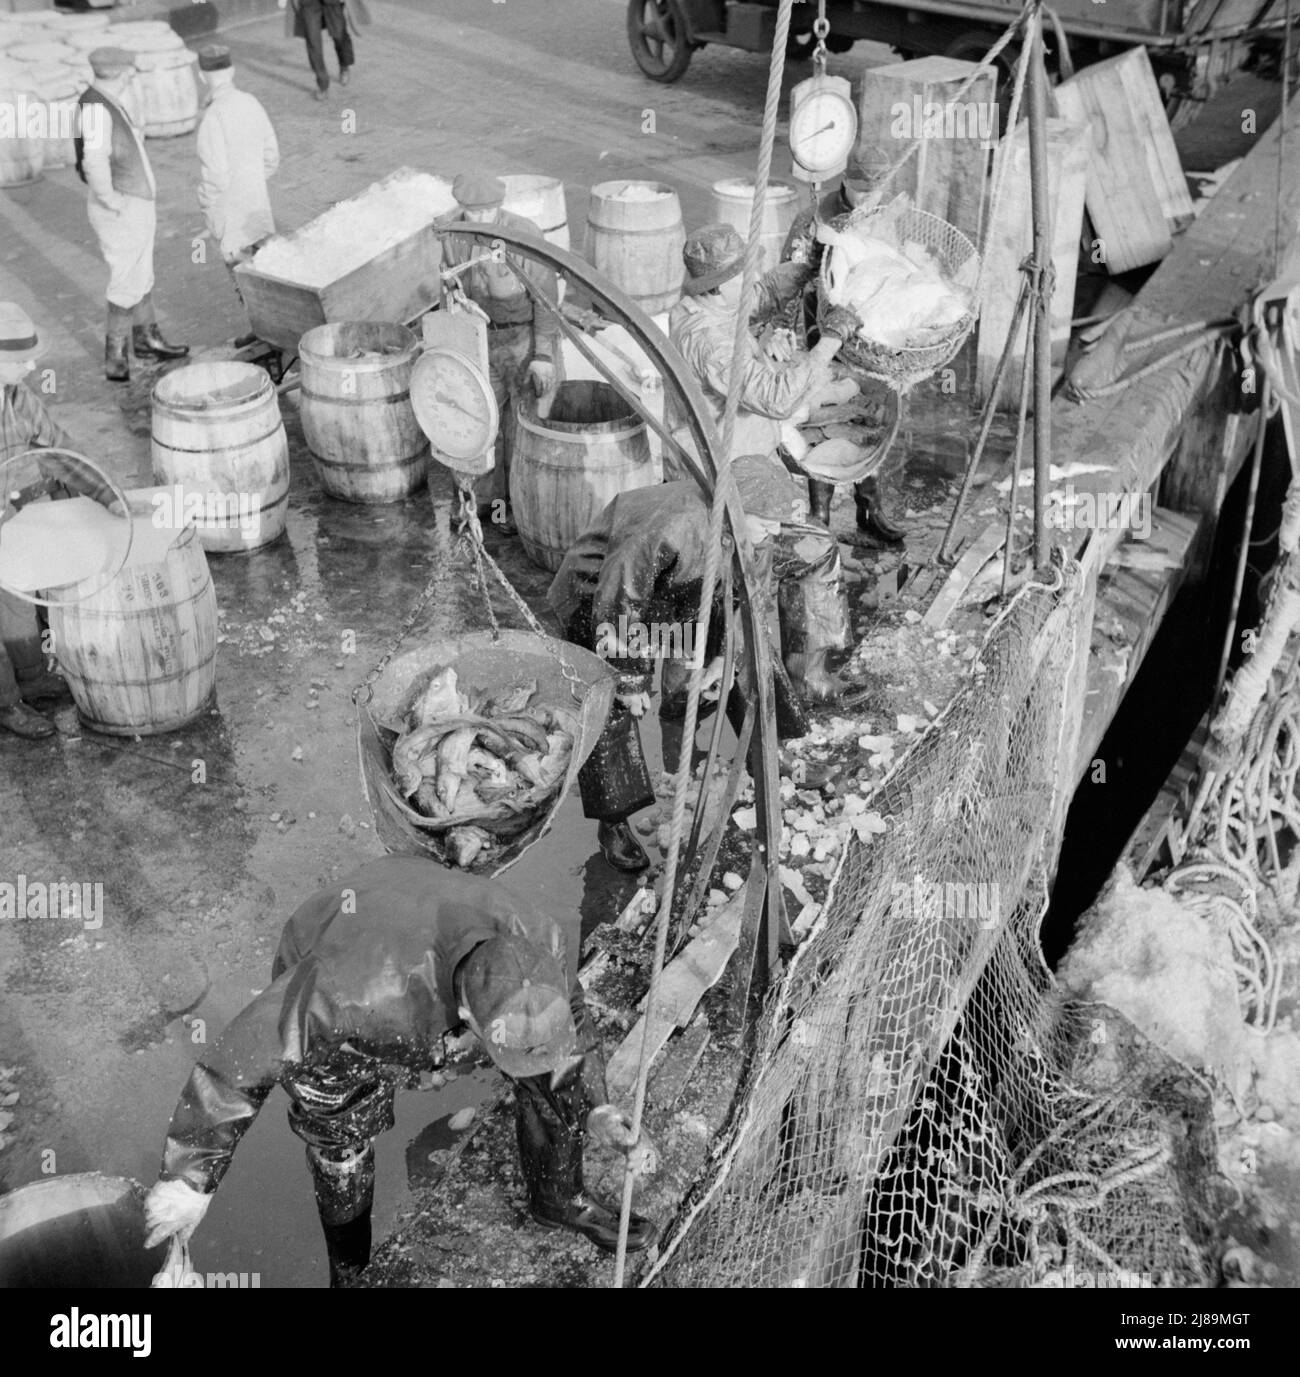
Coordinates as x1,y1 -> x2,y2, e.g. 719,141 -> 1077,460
234,168 -> 458,351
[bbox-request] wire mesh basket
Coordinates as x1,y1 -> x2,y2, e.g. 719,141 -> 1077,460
817,203 -> 981,394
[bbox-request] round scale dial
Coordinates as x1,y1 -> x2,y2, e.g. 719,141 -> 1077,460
789,77 -> 858,176
410,347 -> 499,471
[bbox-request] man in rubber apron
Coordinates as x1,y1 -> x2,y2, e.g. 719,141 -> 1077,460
547,453 -> 854,873
143,858 -> 657,1286
438,173 -> 561,529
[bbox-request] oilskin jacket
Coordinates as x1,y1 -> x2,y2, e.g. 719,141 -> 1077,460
547,480 -> 731,694
159,858 -> 584,1194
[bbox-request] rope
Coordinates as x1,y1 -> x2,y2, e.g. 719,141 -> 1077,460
611,0 -> 796,1287
1066,321 -> 1238,402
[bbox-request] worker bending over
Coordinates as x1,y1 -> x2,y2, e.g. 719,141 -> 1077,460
548,453 -> 854,872
144,858 -> 656,1286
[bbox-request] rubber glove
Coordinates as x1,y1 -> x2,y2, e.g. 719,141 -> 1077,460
143,1178 -> 211,1249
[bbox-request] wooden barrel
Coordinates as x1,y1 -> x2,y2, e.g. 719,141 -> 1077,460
8,41 -> 74,64
48,524 -> 218,737
710,178 -> 799,273
151,361 -> 290,553
19,66 -> 78,169
0,87 -> 44,187
585,180 -> 685,317
299,321 -> 428,504
501,174 -> 570,251
0,1174 -> 166,1289
132,47 -> 198,138
510,380 -> 655,571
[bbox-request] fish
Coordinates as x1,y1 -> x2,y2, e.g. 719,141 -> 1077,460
410,665 -> 463,728
486,713 -> 551,755
482,680 -> 538,715
434,726 -> 477,812
446,825 -> 491,868
392,722 -> 459,797
414,780 -> 448,819
467,747 -> 515,790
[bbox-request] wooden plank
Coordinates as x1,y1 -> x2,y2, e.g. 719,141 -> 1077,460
976,117 -> 1092,408
1055,48 -> 1192,276
856,56 -> 996,248
648,1022 -> 711,1110
1074,508 -> 1203,787
921,521 -> 1005,627
605,885 -> 744,1105
1047,107 -> 1300,575
1124,714 -> 1210,881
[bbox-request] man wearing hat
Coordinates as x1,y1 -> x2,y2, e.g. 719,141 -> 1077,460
195,44 -> 280,341
666,222 -> 858,486
76,48 -> 189,382
143,857 -> 657,1284
0,303 -> 115,740
437,172 -> 562,529
548,453 -> 855,872
283,0 -> 367,100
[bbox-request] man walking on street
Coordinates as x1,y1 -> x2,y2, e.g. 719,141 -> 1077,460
143,858 -> 657,1285
195,45 -> 279,343
76,48 -> 188,383
285,0 -> 364,100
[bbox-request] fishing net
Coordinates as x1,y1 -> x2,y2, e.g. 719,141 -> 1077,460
644,561 -> 1217,1288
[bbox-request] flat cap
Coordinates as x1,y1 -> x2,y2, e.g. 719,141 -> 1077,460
197,44 -> 232,72
88,47 -> 135,79
452,172 -> 506,210
681,222 -> 744,296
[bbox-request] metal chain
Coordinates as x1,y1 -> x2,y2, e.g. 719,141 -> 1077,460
353,563 -> 448,708
813,0 -> 829,73
453,484 -> 584,704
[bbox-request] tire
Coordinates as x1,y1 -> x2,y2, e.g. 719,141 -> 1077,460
628,0 -> 694,83
826,34 -> 855,55
787,31 -> 817,62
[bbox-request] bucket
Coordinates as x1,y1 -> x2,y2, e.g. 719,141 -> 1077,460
501,174 -> 570,251
132,47 -> 197,138
0,1173 -> 167,1288
0,87 -> 43,187
709,178 -> 799,274
150,361 -> 289,554
47,523 -> 218,736
299,321 -> 428,504
585,180 -> 685,317
510,380 -> 655,572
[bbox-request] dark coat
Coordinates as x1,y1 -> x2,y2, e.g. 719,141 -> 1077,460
286,0 -> 371,40
159,858 -> 580,1193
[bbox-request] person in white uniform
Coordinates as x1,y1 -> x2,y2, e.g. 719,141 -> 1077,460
75,47 -> 189,383
194,44 -> 280,345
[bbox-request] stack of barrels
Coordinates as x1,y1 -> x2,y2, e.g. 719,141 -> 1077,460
0,12 -> 199,188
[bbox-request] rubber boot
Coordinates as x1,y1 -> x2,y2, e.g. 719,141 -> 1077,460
854,477 -> 906,544
306,1143 -> 376,1287
808,478 -> 834,527
597,817 -> 649,872
515,1073 -> 657,1253
131,293 -> 189,361
105,301 -> 131,382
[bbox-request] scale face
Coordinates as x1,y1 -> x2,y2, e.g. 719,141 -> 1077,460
410,347 -> 499,474
789,74 -> 858,181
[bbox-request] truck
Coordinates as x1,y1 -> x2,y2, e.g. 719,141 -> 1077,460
627,0 -> 1294,116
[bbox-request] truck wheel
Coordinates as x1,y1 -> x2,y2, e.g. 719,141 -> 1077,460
826,34 -> 855,55
787,31 -> 816,62
628,0 -> 694,83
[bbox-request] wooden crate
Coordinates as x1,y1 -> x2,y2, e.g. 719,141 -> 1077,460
235,229 -> 444,354
976,117 -> 1092,411
1054,47 -> 1194,275
857,56 -> 997,249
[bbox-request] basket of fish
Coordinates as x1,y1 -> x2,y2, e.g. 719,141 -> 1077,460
356,630 -> 616,874
816,196 -> 980,393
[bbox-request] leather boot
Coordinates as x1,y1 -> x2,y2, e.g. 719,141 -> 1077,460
131,323 -> 189,361
808,478 -> 834,526
854,478 -> 906,544
105,335 -> 129,383
597,818 -> 650,872
532,1191 -> 658,1253
0,702 -> 56,739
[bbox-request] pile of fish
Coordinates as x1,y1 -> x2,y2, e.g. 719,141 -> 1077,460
820,214 -> 972,352
389,666 -> 576,868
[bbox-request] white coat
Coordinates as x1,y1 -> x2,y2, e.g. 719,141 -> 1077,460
196,85 -> 280,262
